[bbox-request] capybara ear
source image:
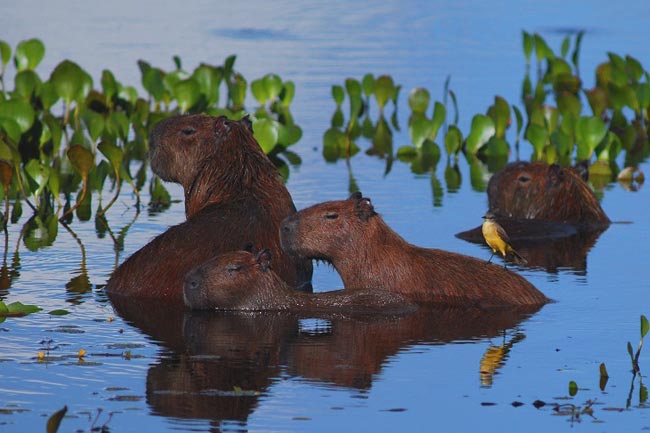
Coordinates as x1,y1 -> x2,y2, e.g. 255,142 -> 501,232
240,114 -> 254,133
256,248 -> 272,272
547,163 -> 564,187
356,197 -> 376,222
573,160 -> 590,182
349,191 -> 363,200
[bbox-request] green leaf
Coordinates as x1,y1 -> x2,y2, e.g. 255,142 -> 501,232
46,406 -> 67,433
571,30 -> 585,70
533,34 -> 553,62
445,125 -> 463,156
48,309 -> 70,316
39,81 -> 60,110
575,116 -> 607,160
642,315 -> 649,339
322,127 -> 347,161
526,123 -> 548,159
67,145 -> 95,178
0,99 -> 35,133
253,118 -> 279,153
7,301 -> 42,315
345,78 -> 362,119
101,69 -> 118,99
280,81 -> 295,106
522,31 -> 533,65
81,108 -> 105,143
465,114 -> 495,154
98,141 -> 124,169
276,123 -> 302,146
361,73 -> 375,98
430,102 -> 446,141
262,73 -> 283,101
568,380 -> 578,397
488,96 -> 510,138
174,78 -> 200,113
628,341 -> 634,359
332,85 -> 345,106
25,159 -> 50,200
408,87 -> 430,115
560,35 -> 570,58
374,75 -> 395,111
409,116 -> 433,149
142,67 -> 166,102
512,105 -> 523,136
50,60 -> 85,104
0,40 -> 11,70
14,38 -> 45,71
484,136 -> 509,157
251,78 -> 269,105
14,70 -> 42,99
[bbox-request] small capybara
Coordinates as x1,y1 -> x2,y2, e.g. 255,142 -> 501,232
487,161 -> 610,227
280,192 -> 549,308
183,248 -> 416,314
106,114 -> 312,301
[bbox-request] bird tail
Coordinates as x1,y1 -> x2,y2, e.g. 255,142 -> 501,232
508,248 -> 528,265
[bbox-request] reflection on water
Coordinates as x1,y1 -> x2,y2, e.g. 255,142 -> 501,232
110,295 -> 539,429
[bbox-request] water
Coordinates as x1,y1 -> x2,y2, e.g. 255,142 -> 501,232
1,1 -> 650,432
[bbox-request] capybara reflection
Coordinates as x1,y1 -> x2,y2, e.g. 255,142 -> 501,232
106,115 -> 312,301
281,193 -> 549,308
487,161 -> 609,227
184,248 -> 416,314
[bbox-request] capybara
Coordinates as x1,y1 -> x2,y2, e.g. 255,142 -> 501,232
106,114 -> 312,301
487,161 -> 610,227
280,192 -> 549,308
183,248 -> 416,314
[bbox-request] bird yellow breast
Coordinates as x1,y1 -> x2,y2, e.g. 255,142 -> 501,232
482,220 -> 507,256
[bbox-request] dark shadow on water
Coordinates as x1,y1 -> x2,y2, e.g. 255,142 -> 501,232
456,218 -> 608,274
109,294 -> 543,431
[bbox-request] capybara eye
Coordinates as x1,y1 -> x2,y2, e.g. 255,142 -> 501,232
325,212 -> 339,220
517,175 -> 531,183
181,127 -> 196,136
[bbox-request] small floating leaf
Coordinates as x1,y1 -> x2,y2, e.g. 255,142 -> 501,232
46,406 -> 67,433
7,301 -> 42,315
568,380 -> 578,397
599,362 -> 609,378
48,309 -> 71,316
642,315 -> 649,339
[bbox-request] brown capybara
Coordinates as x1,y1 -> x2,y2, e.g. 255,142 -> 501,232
280,192 -> 549,308
106,114 -> 312,302
487,161 -> 610,227
183,248 -> 416,314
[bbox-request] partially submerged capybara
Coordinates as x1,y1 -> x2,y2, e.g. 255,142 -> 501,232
280,193 -> 549,308
106,114 -> 312,301
487,161 -> 609,227
183,248 -> 416,314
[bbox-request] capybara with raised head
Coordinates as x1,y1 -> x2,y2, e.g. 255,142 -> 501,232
183,248 -> 416,314
487,161 -> 609,227
280,192 -> 549,308
106,114 -> 312,301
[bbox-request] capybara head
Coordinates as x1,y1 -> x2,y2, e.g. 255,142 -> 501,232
183,248 -> 276,310
149,114 -> 253,188
281,192 -> 377,261
487,161 -> 609,226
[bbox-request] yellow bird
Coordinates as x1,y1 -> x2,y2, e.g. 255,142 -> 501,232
481,211 -> 527,267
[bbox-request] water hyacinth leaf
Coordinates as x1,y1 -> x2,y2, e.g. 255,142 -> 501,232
512,105 -> 523,136
448,90 -> 459,125
560,35 -> 570,58
48,309 -> 70,316
23,216 -> 51,251
48,170 -> 61,203
533,34 -> 552,62
251,78 -> 269,105
11,199 -> 22,224
374,75 -> 395,112
276,123 -> 302,147
485,136 -> 509,157
628,341 -> 634,359
430,102 -> 446,141
108,111 -> 130,140
625,55 -> 643,83
14,70 -> 42,99
396,145 -> 417,160
142,67 -> 166,102
637,83 -> 650,111
253,118 -> 279,154
585,87 -> 607,118
568,381 -> 578,397
488,96 -> 510,138
331,107 -> 344,128
174,78 -> 200,113
46,406 -> 68,433
361,73 -> 375,98
101,69 -> 118,99
0,118 -> 22,143
280,80 -> 295,106
526,123 -> 548,158
332,85 -> 345,106
0,40 -> 10,70
522,31 -> 533,65
81,109 -> 105,143
408,87 -> 430,115
642,315 -> 649,339
98,141 -> 124,170
228,73 -> 247,110
575,116 -> 607,159
345,78 -> 362,117
39,81 -> 60,110
551,130 -> 573,156
67,145 -> 95,178
322,128 -> 346,161
7,301 -> 42,315
25,159 -> 50,199
0,301 -> 7,315
43,112 -> 62,154
50,60 -> 87,106
465,114 -> 495,154
409,116 -> 433,149
262,73 -> 283,101
0,99 -> 35,133
556,92 -> 581,118
468,155 -> 488,192
14,38 -> 45,71
571,30 -> 585,70
445,125 -> 463,156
